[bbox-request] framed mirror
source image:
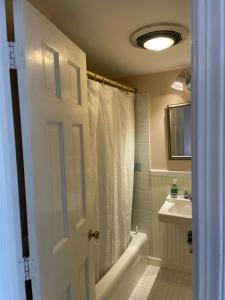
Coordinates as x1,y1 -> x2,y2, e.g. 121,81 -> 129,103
167,103 -> 191,160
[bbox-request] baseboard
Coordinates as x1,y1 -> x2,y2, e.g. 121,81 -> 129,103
161,260 -> 192,274
148,256 -> 161,267
148,256 -> 192,274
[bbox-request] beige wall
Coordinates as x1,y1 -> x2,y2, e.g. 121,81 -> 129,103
28,0 -> 52,19
118,69 -> 191,171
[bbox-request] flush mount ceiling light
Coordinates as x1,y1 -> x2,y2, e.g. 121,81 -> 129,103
130,24 -> 189,51
171,69 -> 191,91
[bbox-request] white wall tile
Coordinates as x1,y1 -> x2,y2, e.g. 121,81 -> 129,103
135,133 -> 150,143
136,143 -> 150,154
140,122 -> 150,133
135,93 -> 150,123
133,191 -> 152,202
135,121 -> 140,133
135,151 -> 150,166
134,172 -> 151,191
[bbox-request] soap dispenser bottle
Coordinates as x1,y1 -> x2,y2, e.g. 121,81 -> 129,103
171,179 -> 178,198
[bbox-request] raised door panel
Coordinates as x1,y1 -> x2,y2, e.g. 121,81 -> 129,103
78,259 -> 90,300
68,61 -> 81,105
71,124 -> 86,226
42,44 -> 61,99
46,122 -> 68,254
60,57 -> 86,110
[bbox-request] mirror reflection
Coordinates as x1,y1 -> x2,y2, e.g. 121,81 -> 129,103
168,103 -> 191,159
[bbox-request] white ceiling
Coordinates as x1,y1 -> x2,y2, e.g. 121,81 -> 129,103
31,0 -> 191,78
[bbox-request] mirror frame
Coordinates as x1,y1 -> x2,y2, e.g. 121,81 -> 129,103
167,103 -> 192,160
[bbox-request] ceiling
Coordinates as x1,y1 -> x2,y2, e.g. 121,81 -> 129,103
30,0 -> 191,78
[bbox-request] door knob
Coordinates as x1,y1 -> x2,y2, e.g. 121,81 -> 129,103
88,229 -> 100,240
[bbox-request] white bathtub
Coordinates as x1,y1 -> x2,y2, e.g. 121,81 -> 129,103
96,232 -> 148,300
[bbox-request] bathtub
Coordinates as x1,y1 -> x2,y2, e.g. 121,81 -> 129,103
96,232 -> 148,300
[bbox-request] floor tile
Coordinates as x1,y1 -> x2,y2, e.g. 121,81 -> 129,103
129,266 -> 192,300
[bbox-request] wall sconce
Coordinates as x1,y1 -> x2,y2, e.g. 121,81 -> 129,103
171,69 -> 191,91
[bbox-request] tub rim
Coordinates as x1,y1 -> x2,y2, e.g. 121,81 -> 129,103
95,232 -> 148,300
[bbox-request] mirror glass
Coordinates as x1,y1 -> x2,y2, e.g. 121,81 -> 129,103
168,103 -> 191,159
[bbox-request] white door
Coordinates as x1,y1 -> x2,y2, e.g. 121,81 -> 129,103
13,1 -> 95,299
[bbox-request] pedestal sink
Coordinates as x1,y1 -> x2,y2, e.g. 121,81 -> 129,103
158,195 -> 192,228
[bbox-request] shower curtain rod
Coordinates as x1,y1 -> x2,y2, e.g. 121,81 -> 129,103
87,70 -> 136,93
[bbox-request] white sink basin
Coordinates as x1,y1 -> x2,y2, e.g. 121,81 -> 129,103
158,195 -> 192,228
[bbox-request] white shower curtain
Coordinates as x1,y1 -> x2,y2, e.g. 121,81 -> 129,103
88,79 -> 135,282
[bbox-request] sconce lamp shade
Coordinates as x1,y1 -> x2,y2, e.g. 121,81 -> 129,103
171,70 -> 191,91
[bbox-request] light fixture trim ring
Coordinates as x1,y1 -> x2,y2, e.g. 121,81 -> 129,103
130,24 -> 189,50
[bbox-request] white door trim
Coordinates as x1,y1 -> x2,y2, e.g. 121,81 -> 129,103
0,2 -> 25,300
192,0 -> 225,299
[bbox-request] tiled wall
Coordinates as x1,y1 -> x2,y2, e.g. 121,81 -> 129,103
132,93 -> 152,253
132,93 -> 192,273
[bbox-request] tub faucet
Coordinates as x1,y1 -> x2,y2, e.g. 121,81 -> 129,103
135,226 -> 139,234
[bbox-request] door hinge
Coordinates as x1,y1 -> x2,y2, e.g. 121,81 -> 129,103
8,41 -> 16,69
23,256 -> 31,281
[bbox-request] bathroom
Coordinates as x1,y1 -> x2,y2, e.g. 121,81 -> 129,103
0,0 -> 224,300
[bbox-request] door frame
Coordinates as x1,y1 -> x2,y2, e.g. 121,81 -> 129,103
0,2 -> 25,300
192,0 -> 225,299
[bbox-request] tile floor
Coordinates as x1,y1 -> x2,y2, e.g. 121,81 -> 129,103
129,266 -> 192,300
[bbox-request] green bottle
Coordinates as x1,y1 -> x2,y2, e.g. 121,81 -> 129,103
171,179 -> 178,198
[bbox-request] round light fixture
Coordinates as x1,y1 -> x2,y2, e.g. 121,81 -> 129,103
131,24 -> 189,51
143,37 -> 175,51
